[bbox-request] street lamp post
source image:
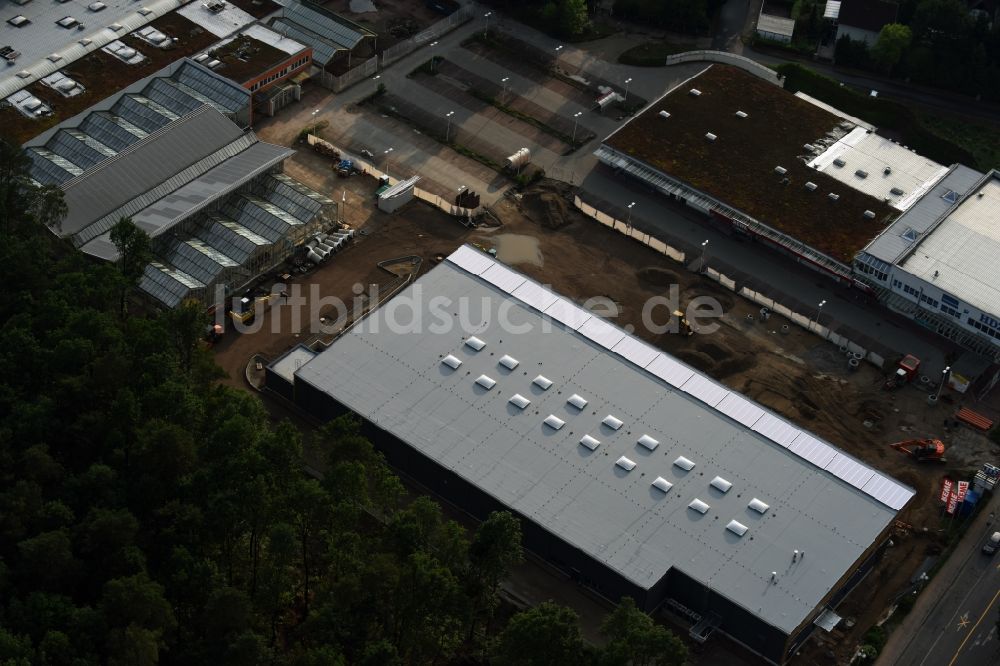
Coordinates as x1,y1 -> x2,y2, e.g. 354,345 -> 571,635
571,111 -> 582,143
483,11 -> 492,37
700,239 -> 709,271
624,77 -> 633,102
445,110 -> 455,143
501,76 -> 509,102
813,299 -> 827,329
626,201 -> 635,229
934,366 -> 951,401
383,147 -> 393,180
429,41 -> 438,72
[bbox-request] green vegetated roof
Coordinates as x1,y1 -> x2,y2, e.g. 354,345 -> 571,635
605,65 -> 896,263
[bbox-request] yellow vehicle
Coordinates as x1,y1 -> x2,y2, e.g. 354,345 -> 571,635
229,294 -> 276,325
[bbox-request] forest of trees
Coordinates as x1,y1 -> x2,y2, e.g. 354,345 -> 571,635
0,138 -> 688,665
835,0 -> 1000,101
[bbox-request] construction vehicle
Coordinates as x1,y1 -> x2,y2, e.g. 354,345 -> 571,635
890,438 -> 947,463
883,354 -> 921,390
336,159 -> 356,177
674,310 -> 693,336
229,294 -> 277,326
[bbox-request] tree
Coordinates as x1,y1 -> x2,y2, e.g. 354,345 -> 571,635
467,511 -> 523,640
0,137 -> 32,234
100,573 -> 177,662
30,185 -> 68,232
598,597 -> 687,666
559,0 -> 590,37
494,601 -> 587,666
872,24 -> 912,73
109,217 -> 151,317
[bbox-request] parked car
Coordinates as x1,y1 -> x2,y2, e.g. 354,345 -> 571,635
983,531 -> 1000,555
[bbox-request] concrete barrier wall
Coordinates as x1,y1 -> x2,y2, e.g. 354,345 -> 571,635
575,195 -> 687,264
665,50 -> 783,86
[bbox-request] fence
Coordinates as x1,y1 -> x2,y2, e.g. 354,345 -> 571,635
317,55 -> 379,93
304,135 -> 478,219
573,195 -> 887,368
665,50 -> 783,86
381,5 -> 473,67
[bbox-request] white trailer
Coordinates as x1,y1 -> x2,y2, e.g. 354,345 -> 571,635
505,147 -> 531,171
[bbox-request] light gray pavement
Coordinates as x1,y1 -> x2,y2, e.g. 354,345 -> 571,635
877,494 -> 1000,666
577,165 -> 956,376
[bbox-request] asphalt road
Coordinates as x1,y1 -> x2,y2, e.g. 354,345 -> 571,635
576,165 -> 954,376
878,497 -> 1000,666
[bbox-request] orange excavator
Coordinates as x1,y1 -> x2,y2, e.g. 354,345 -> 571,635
890,438 -> 947,463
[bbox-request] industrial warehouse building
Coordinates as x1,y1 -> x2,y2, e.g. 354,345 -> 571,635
268,245 -> 914,665
855,168 -> 1000,362
25,58 -> 335,308
596,63 -> 1000,362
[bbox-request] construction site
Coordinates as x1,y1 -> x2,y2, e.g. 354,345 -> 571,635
212,137 -> 1000,664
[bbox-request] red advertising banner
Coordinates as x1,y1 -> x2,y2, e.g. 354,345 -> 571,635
939,478 -> 954,503
946,481 -> 968,514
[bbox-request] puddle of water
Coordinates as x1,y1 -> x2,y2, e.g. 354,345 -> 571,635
492,234 -> 543,266
349,0 -> 377,12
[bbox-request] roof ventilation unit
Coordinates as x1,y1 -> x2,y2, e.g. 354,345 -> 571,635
533,375 -> 553,390
567,394 -> 588,410
673,456 -> 695,471
863,210 -> 876,219
475,375 -> 496,390
688,498 -> 710,514
543,415 -> 565,430
651,477 -> 673,493
498,354 -> 519,370
774,166 -> 787,175
138,7 -> 152,15
748,498 -> 769,514
579,434 -> 601,450
828,193 -> 840,202
616,456 -> 637,471
833,158 -> 846,167
466,336 -> 486,351
637,434 -> 659,451
689,88 -> 701,96
710,476 -> 733,493
705,132 -> 717,142
726,520 -> 748,536
509,394 -> 530,409
855,169 -> 868,179
602,415 -> 624,430
890,187 -> 905,196
804,181 -> 817,191
441,354 -> 462,369
658,110 -> 671,119
803,143 -> 814,152
79,38 -> 92,46
735,110 -> 748,118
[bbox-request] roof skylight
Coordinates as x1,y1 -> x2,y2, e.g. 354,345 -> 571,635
603,415 -> 623,430
616,456 -> 636,471
651,477 -> 673,493
579,434 -> 601,450
441,354 -> 462,369
533,375 -> 553,390
637,435 -> 659,451
475,375 -> 496,390
498,354 -> 519,370
567,394 -> 588,410
465,336 -> 486,351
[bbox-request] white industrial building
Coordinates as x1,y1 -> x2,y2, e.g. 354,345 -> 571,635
854,168 -> 1000,362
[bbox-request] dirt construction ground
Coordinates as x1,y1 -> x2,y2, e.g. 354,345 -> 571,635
212,170 -> 998,665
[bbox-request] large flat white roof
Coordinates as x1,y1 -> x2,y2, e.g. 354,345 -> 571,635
899,172 -> 1000,317
177,1 -> 256,38
295,245 -> 912,635
808,127 -> 949,211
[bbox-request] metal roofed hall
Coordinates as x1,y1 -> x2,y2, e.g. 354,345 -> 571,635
268,0 -> 375,67
896,171 -> 1000,318
600,65 -> 895,264
291,244 -> 912,660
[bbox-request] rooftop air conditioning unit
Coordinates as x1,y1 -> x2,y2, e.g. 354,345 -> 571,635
774,166 -> 787,175
828,193 -> 840,202
735,110 -> 747,118
705,132 -> 717,142
884,166 -> 892,175
658,110 -> 670,119
833,158 -> 846,167
855,169 -> 868,179
689,88 -> 701,96
863,210 -> 876,219
890,187 -> 905,196
804,181 -> 817,191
